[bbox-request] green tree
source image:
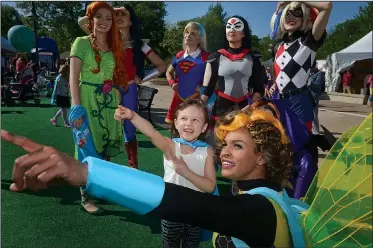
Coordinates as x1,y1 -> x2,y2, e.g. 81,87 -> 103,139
317,2 -> 372,59
112,1 -> 167,57
1,5 -> 23,37
15,1 -> 86,52
198,3 -> 227,52
161,3 -> 227,58
161,22 -> 187,58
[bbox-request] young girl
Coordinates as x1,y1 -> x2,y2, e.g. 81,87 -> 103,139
114,99 -> 216,248
50,64 -> 71,128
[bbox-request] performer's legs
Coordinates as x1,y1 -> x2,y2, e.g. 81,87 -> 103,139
121,84 -> 139,169
293,148 -> 318,199
287,91 -> 315,132
165,92 -> 183,124
161,219 -> 183,248
75,144 -> 103,214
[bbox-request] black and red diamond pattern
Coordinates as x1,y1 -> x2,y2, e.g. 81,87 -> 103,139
274,37 -> 316,93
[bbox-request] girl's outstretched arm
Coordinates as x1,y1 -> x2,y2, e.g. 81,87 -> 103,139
115,106 -> 174,159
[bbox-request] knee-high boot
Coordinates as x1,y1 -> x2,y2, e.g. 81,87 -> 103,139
125,140 -> 138,169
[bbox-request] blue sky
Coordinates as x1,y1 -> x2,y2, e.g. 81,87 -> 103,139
3,1 -> 368,38
166,1 -> 368,37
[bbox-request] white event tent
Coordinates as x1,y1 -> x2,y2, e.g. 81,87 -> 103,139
325,31 -> 372,92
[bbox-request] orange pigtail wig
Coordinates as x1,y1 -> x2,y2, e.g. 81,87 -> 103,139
215,110 -> 290,145
85,2 -> 126,84
215,110 -> 293,185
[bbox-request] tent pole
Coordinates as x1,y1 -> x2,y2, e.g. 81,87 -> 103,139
31,2 -> 39,66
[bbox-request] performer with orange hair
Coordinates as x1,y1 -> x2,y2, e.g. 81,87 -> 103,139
69,1 -> 126,214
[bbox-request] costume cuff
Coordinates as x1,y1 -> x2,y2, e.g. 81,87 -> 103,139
84,157 -> 166,215
168,79 -> 176,87
69,105 -> 87,123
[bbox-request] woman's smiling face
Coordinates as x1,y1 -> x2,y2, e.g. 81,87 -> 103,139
219,128 -> 263,181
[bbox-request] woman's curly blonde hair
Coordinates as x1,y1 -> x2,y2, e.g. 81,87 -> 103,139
215,110 -> 293,185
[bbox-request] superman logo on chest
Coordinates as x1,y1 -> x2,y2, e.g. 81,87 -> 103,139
177,60 -> 197,74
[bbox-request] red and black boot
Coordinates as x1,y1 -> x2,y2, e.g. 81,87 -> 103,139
125,140 -> 138,169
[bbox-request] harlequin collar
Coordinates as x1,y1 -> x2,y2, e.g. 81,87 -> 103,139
281,30 -> 305,43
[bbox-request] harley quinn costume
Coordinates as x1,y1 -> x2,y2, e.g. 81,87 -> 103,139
271,4 -> 326,132
202,16 -> 266,124
166,22 -> 209,123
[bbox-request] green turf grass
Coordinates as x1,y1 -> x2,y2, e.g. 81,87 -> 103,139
1,102 -> 231,248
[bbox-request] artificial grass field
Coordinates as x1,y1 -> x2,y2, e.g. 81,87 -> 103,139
1,101 -> 231,248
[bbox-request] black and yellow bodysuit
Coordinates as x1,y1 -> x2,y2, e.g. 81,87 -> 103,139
84,157 -> 292,248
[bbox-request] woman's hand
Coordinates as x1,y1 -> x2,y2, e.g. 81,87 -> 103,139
268,84 -> 277,97
1,130 -> 88,192
275,1 -> 290,14
171,83 -> 178,92
114,105 -> 134,122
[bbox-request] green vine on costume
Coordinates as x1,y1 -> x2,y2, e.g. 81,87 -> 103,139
91,88 -> 114,150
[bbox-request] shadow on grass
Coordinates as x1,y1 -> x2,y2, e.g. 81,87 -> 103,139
1,179 -> 80,205
97,209 -> 162,234
1,110 -> 25,114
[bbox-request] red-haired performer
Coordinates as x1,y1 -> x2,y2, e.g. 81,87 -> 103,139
69,1 -> 126,214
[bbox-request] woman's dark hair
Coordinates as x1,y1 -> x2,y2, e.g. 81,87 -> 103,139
215,110 -> 293,185
223,15 -> 252,50
170,98 -> 209,140
123,3 -> 145,80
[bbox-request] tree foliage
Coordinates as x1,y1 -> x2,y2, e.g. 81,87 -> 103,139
1,5 -> 23,37
6,1 -> 372,64
15,1 -> 86,52
317,2 -> 373,59
14,1 -> 167,54
111,1 -> 167,57
161,3 -> 227,58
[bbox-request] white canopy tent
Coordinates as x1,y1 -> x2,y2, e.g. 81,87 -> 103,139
325,31 -> 372,92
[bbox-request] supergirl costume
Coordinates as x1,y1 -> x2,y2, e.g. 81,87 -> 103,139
166,22 -> 209,123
